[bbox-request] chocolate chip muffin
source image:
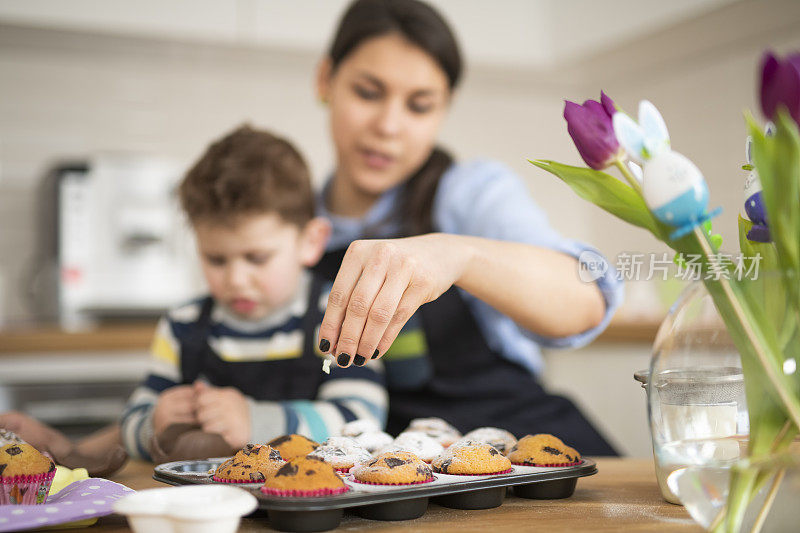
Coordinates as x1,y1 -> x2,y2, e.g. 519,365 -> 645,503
351,451 -> 434,485
267,434 -> 319,461
260,456 -> 349,497
213,443 -> 285,483
460,427 -> 517,454
381,431 -> 444,462
0,443 -> 56,504
507,434 -> 582,466
307,437 -> 372,472
0,428 -> 25,448
430,440 -> 512,475
406,418 -> 461,447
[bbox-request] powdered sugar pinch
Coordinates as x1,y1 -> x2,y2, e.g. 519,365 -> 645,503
307,437 -> 372,470
382,431 -> 444,462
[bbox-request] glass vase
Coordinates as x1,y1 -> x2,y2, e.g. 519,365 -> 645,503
643,281 -> 750,504
667,449 -> 800,532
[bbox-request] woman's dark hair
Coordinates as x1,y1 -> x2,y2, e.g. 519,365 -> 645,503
328,0 -> 463,236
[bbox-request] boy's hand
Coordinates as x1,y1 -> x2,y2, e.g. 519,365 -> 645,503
194,381 -> 251,449
153,385 -> 198,435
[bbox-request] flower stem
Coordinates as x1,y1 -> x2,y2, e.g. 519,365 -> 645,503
750,468 -> 785,533
693,226 -> 800,430
614,159 -> 644,197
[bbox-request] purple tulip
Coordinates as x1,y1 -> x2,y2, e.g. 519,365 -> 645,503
564,91 -> 622,170
760,51 -> 800,124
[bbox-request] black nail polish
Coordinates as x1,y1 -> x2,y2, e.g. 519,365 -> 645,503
372,349 -> 380,359
337,353 -> 351,366
353,354 -> 366,366
319,339 -> 330,352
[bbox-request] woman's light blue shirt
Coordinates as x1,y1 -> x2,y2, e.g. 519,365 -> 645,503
317,159 -> 623,375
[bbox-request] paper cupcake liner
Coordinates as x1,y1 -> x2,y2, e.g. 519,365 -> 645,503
512,460 -> 582,467
334,467 -> 352,473
0,470 -> 56,505
350,476 -> 436,486
260,485 -> 350,497
211,475 -> 265,484
433,467 -> 514,476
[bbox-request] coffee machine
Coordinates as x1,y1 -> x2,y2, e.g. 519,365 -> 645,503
34,153 -> 201,329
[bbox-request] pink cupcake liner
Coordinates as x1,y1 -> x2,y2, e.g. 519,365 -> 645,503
334,467 -> 352,473
260,485 -> 350,497
512,460 -> 582,467
211,475 -> 265,484
433,467 -> 514,476
0,470 -> 56,505
350,476 -> 436,486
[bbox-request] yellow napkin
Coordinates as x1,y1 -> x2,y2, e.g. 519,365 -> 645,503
40,466 -> 98,530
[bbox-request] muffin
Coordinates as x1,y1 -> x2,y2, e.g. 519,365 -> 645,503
430,440 -> 512,475
0,443 -> 56,504
267,434 -> 319,461
406,418 -> 461,447
353,431 -> 393,454
338,419 -> 393,454
213,443 -> 285,483
351,451 -> 434,485
307,437 -> 371,472
383,431 -> 444,462
340,419 -> 381,437
261,456 -> 349,497
507,434 -> 582,466
461,427 -> 517,454
0,428 -> 25,448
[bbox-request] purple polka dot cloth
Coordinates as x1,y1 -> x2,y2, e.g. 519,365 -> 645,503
0,478 -> 135,532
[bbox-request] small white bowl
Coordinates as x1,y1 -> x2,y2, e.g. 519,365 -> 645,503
113,485 -> 257,533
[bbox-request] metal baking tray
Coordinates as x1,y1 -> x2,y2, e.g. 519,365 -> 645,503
154,458 -> 597,532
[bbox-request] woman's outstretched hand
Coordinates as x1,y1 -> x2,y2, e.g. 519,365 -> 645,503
318,234 -> 469,367
318,233 -> 606,368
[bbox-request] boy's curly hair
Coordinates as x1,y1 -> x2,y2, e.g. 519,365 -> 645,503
179,125 -> 314,227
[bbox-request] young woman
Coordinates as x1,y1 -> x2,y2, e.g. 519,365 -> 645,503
313,0 -> 622,455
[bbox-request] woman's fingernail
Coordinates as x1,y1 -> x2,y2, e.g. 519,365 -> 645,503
319,339 -> 331,352
353,354 -> 366,366
372,349 -> 380,359
337,353 -> 351,366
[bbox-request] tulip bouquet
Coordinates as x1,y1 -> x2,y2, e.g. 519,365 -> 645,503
533,51 -> 800,532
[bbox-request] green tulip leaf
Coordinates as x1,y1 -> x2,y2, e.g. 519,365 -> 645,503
530,160 -> 661,234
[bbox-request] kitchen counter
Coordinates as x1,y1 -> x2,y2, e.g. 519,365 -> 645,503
0,316 -> 662,354
90,458 -> 700,532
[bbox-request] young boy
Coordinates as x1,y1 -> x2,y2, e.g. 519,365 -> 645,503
120,125 -> 387,461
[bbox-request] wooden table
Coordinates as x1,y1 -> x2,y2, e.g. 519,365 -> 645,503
0,317 -> 663,354
92,458 -> 700,532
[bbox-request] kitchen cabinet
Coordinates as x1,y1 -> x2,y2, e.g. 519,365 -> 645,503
0,324 -> 152,438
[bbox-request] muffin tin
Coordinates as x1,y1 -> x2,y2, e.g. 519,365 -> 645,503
153,458 -> 597,532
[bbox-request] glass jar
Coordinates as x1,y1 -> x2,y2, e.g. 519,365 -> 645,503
639,281 -> 750,504
668,449 -> 800,531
